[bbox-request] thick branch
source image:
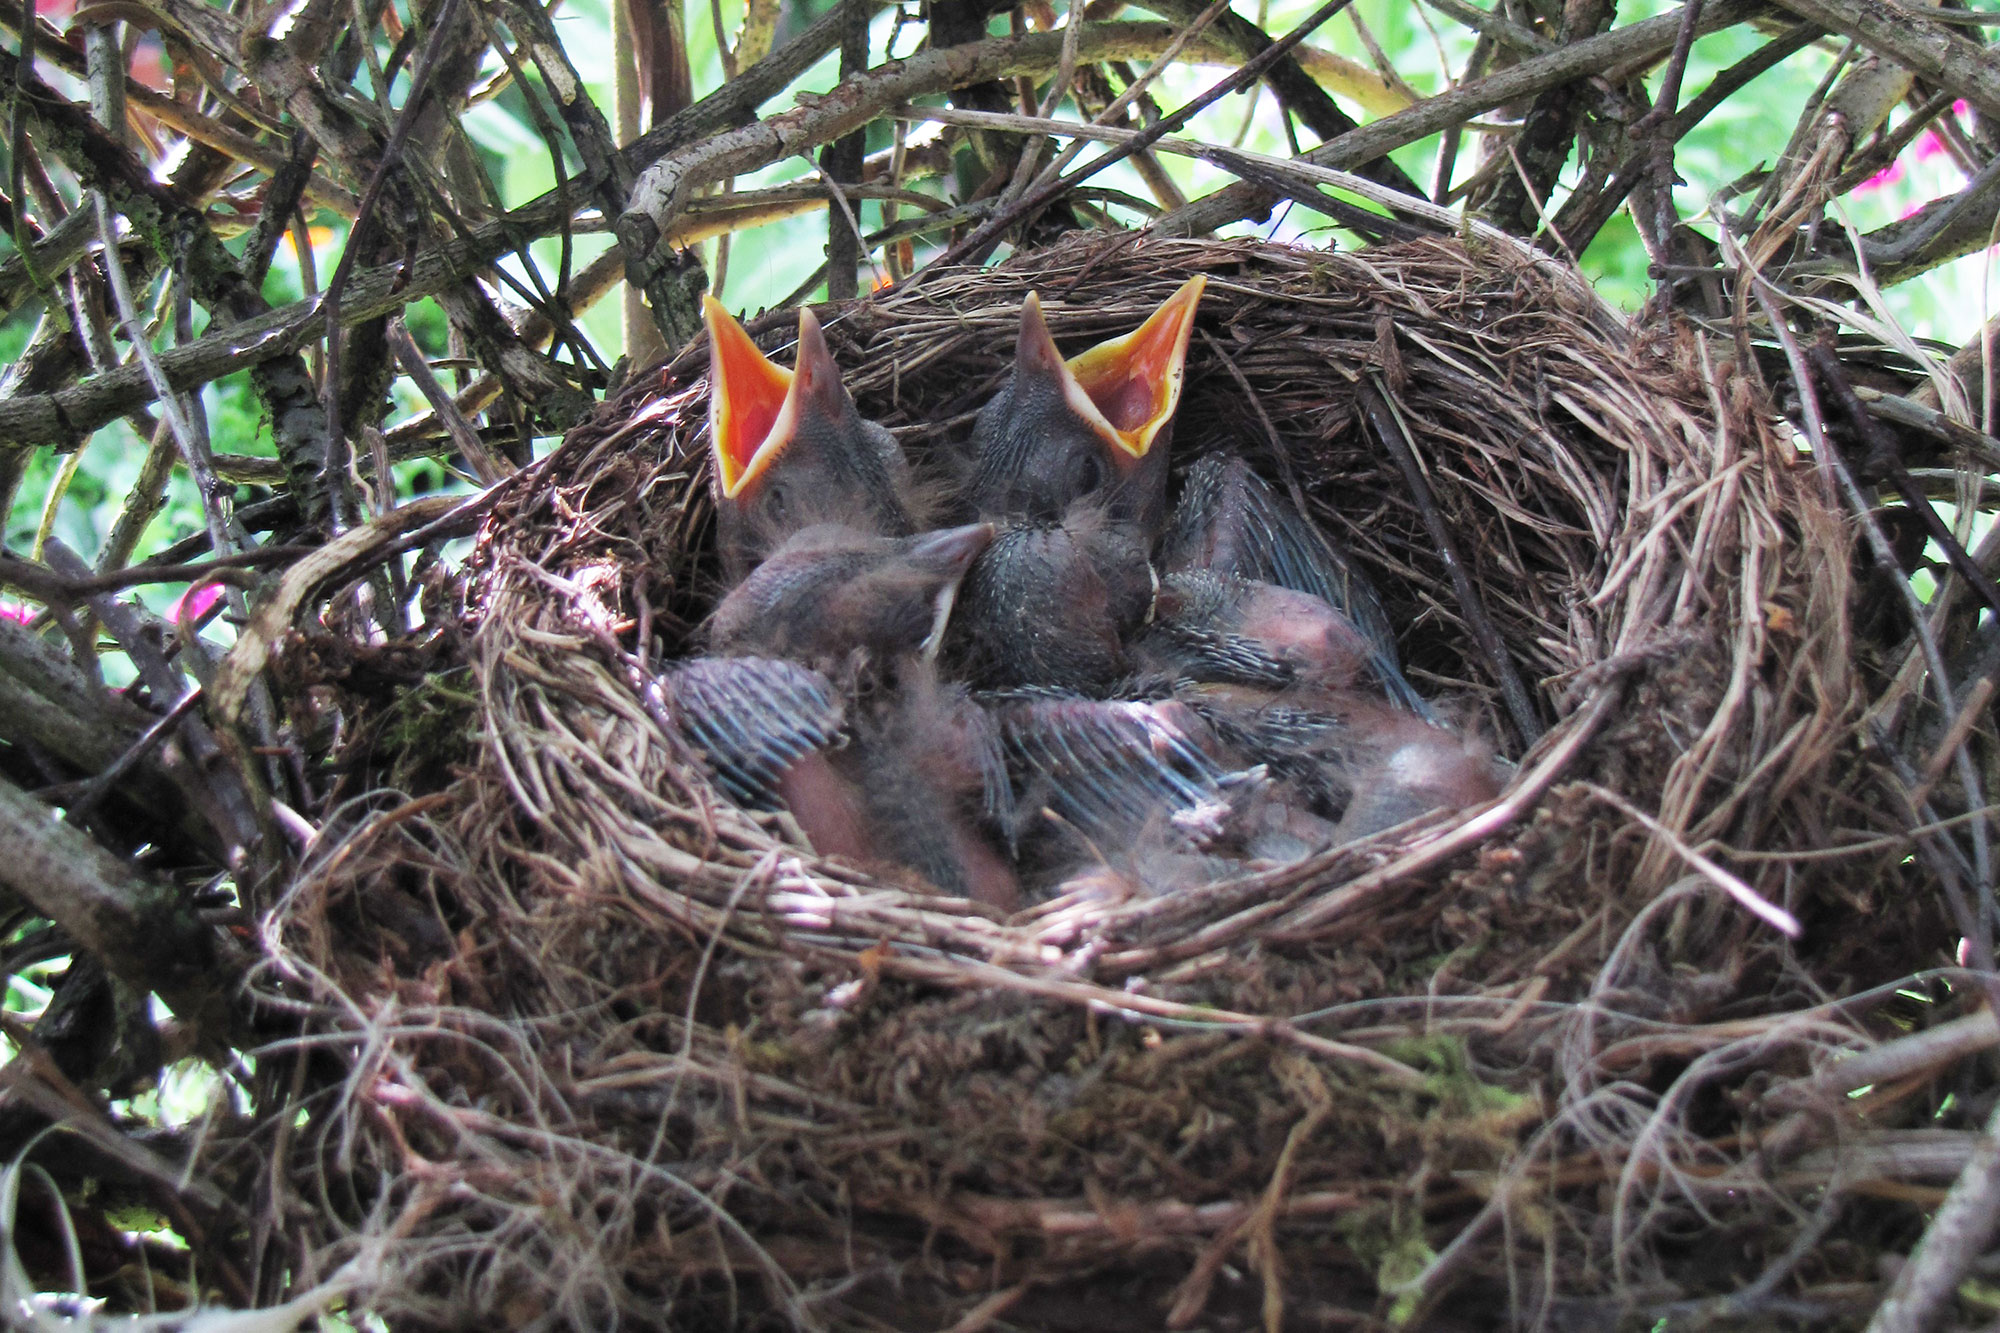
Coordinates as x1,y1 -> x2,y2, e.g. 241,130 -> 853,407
0,20 -> 1188,446
0,772 -> 235,1036
0,617 -> 183,815
1134,0 -> 1425,198
1764,0 -> 2000,122
619,21 -> 1195,277
0,43 -> 335,526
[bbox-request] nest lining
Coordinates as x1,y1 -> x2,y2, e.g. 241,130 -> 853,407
248,232 -> 1943,1330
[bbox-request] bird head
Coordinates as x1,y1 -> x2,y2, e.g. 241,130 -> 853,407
703,297 -> 915,579
706,521 -> 996,668
966,276 -> 1206,529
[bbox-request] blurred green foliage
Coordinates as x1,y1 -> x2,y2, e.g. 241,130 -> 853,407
0,0 -> 1987,569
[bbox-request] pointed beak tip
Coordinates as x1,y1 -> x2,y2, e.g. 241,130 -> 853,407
914,522 -> 997,573
705,303 -> 795,497
1015,291 -> 1065,373
791,308 -> 854,420
700,294 -> 733,338
796,306 -> 829,362
1060,275 -> 1207,459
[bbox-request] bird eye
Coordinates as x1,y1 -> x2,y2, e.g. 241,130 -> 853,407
1067,449 -> 1106,497
761,480 -> 790,524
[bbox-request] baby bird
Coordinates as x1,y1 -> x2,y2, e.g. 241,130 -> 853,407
662,653 -> 855,835
852,669 -> 1020,912
662,657 -> 1019,912
673,513 -> 1014,905
1331,715 -> 1504,841
702,297 -> 917,582
1133,568 -> 1379,691
962,278 -> 1206,533
948,513 -> 1144,691
948,278 -> 1207,690
1162,454 -> 1428,714
1180,682 -> 1502,846
993,691 -> 1265,880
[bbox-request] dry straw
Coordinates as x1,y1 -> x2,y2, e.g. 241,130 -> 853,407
248,231 -> 1948,1329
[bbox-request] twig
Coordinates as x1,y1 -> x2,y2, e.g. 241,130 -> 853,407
0,545 -> 314,599
895,104 -> 1563,272
387,319 -> 509,485
90,193 -> 234,567
41,539 -> 265,859
1155,0 -> 1762,237
1550,22 -> 1821,254
1808,336 -> 2000,623
918,0 -> 1362,273
621,21 -> 1200,270
1764,0 -> 2000,122
61,685 -> 208,825
1587,784 -> 1802,936
1633,0 -> 1704,277
821,0 -> 870,302
1866,1097 -> 2000,1333
1734,244 -> 1998,987
318,0 -> 466,533
0,770 -> 238,1037
1911,675 -> 1997,811
1358,377 -> 1544,745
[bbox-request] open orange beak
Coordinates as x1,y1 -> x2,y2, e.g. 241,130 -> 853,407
705,296 -> 842,499
1040,275 -> 1206,460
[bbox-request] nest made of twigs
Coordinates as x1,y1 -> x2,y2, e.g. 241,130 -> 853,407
246,231 -> 1946,1330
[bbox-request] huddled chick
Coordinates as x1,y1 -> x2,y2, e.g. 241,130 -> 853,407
661,281 -> 1508,911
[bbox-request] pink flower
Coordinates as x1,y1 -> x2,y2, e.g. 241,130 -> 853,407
0,602 -> 30,623
167,583 -> 225,626
1856,158 -> 1906,194
1915,130 -> 1949,162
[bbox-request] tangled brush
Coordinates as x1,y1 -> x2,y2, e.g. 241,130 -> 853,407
241,231 -> 1955,1330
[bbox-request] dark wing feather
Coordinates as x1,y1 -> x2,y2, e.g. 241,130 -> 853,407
995,695 -> 1254,847
665,657 -> 845,808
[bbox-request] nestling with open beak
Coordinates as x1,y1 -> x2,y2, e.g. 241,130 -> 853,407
949,278 -> 1207,691
703,296 -> 918,582
962,276 -> 1206,531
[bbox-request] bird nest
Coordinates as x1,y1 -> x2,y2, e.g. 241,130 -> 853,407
252,230 -> 1941,1330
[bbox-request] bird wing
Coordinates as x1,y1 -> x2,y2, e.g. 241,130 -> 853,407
664,656 -> 846,809
995,695 -> 1255,848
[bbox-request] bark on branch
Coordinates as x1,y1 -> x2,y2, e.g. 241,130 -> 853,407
0,772 -> 237,1039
